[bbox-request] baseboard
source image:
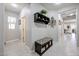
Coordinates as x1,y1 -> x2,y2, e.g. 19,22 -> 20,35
5,39 -> 19,44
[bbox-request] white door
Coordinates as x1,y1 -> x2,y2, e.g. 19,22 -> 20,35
20,16 -> 27,43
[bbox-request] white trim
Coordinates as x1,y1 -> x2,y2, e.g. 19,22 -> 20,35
5,39 -> 19,43
75,8 -> 78,41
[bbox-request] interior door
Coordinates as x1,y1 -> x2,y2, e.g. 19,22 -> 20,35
20,16 -> 27,43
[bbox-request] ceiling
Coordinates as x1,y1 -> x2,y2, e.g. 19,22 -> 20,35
4,3 -> 79,20
61,8 -> 76,20
4,3 -> 79,13
4,3 -> 79,14
41,3 -> 79,11
63,15 -> 76,20
4,3 -> 30,14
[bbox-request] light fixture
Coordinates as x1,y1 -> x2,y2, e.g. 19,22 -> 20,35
54,3 -> 61,5
11,3 -> 18,8
69,13 -> 74,16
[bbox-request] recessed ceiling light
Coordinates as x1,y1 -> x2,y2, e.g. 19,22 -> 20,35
69,13 -> 74,16
55,3 -> 61,5
11,3 -> 18,8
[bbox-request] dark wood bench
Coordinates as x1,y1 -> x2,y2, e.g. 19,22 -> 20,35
35,37 -> 53,56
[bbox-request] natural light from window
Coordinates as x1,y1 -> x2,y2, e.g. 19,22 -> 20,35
8,16 -> 16,29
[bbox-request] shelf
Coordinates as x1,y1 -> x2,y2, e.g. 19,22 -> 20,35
34,13 -> 50,24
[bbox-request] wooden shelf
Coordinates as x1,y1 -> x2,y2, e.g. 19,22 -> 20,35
34,13 -> 50,24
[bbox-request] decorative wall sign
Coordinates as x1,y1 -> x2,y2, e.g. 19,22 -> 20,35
49,16 -> 56,27
18,19 -> 21,25
58,20 -> 62,25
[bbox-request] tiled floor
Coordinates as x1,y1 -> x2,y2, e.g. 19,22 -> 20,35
4,33 -> 79,56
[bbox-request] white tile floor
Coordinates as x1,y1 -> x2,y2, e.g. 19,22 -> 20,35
4,33 -> 79,56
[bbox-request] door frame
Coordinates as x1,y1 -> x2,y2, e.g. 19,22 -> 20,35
58,8 -> 77,42
20,16 -> 27,43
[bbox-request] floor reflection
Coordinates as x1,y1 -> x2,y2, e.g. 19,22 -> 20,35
64,33 -> 77,55
4,33 -> 79,56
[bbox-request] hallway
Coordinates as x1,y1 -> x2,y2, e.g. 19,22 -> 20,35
4,33 -> 79,56
2,3 -> 79,56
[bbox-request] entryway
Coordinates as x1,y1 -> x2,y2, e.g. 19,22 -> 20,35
58,8 -> 78,55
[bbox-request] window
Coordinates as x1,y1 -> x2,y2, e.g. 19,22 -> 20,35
8,16 -> 16,29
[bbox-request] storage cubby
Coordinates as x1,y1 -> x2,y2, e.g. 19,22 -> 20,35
34,13 -> 50,24
35,37 -> 53,56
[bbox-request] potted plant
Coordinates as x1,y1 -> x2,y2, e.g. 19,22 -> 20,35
40,9 -> 47,16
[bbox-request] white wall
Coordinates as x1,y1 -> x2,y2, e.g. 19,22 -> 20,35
64,19 -> 76,30
76,6 -> 79,47
47,11 -> 59,42
20,3 -> 59,50
5,10 -> 20,42
0,4 -> 5,55
30,4 -> 59,50
64,23 -> 76,29
31,3 -> 49,42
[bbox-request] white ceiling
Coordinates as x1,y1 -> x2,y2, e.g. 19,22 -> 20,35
5,3 -> 79,13
4,3 -> 79,14
4,3 -> 79,19
4,3 -> 30,14
41,3 -> 79,11
61,8 -> 76,20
